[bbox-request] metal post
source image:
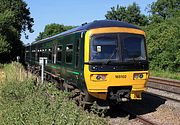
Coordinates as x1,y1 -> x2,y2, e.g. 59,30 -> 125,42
39,57 -> 47,84
41,59 -> 44,84
17,56 -> 20,62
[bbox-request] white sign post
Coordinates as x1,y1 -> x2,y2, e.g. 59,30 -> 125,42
16,56 -> 20,62
39,57 -> 47,84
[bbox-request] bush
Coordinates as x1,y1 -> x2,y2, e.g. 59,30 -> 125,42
150,70 -> 180,80
144,17 -> 180,72
0,63 -> 108,125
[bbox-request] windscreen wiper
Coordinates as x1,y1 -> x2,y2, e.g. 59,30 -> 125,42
104,48 -> 118,65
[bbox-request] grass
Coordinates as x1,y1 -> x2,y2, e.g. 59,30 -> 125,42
4,62 -> 179,124
150,70 -> 180,80
0,62 -> 108,125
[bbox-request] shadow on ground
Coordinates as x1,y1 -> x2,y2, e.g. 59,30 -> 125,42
105,92 -> 166,119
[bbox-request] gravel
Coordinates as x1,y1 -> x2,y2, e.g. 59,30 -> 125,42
140,104 -> 180,125
146,87 -> 180,102
107,88 -> 180,125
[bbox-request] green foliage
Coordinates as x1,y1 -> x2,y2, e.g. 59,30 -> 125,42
150,70 -> 180,80
0,35 -> 10,54
0,0 -> 34,62
36,23 -> 75,41
0,0 -> 34,33
3,62 -> 29,82
0,63 -> 108,125
145,16 -> 180,72
0,10 -> 15,54
148,0 -> 180,23
105,2 -> 148,26
0,9 -> 15,30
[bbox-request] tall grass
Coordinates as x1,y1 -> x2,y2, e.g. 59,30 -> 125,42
3,62 -> 33,82
150,70 -> 180,80
0,63 -> 108,125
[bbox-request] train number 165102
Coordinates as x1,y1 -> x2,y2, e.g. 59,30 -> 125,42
115,75 -> 127,78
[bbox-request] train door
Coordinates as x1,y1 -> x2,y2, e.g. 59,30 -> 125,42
75,39 -> 80,69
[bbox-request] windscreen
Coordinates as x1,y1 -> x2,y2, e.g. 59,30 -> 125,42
90,34 -> 118,60
122,35 -> 146,61
90,33 -> 146,62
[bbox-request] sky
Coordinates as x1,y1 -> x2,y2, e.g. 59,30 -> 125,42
22,0 -> 156,44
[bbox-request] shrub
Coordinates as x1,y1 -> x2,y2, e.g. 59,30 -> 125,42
144,17 -> 180,72
0,63 -> 108,125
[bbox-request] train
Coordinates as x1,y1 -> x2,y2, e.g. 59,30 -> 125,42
25,20 -> 149,107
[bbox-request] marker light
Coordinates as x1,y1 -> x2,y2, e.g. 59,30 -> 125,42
91,74 -> 107,81
96,75 -> 101,80
133,73 -> 147,80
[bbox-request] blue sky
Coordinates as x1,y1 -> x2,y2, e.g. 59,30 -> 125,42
22,0 -> 156,44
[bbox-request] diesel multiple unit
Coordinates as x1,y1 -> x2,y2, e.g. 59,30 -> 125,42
25,20 -> 149,106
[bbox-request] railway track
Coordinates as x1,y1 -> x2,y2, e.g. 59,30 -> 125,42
120,108 -> 158,125
148,76 -> 180,88
147,85 -> 180,95
146,76 -> 180,103
144,91 -> 180,103
108,76 -> 180,125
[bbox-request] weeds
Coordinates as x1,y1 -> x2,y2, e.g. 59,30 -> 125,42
150,70 -> 180,80
0,63 -> 108,125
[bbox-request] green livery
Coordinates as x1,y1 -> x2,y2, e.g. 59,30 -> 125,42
26,31 -> 85,89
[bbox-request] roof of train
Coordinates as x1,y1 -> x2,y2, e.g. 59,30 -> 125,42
31,20 -> 141,45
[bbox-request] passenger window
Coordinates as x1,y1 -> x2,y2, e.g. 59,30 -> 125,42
42,49 -> 45,57
48,48 -> 52,63
25,51 -> 30,60
38,49 -> 43,58
32,50 -> 36,59
44,49 -> 48,57
66,44 -> 73,63
57,46 -> 62,62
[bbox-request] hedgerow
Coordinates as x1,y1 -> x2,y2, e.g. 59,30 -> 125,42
144,17 -> 180,72
0,63 -> 108,125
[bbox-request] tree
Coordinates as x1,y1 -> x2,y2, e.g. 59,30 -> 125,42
0,0 -> 34,62
145,16 -> 180,72
105,3 -> 148,26
148,0 -> 180,23
0,10 -> 14,54
144,0 -> 180,72
36,23 -> 75,41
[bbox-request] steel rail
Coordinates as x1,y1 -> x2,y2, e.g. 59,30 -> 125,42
120,108 -> 158,125
136,115 -> 158,125
146,86 -> 180,95
148,76 -> 180,88
144,91 -> 180,103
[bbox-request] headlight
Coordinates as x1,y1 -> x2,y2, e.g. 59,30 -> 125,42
91,74 -> 107,81
133,73 -> 147,80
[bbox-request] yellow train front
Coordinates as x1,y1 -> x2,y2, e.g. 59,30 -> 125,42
82,20 -> 149,105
